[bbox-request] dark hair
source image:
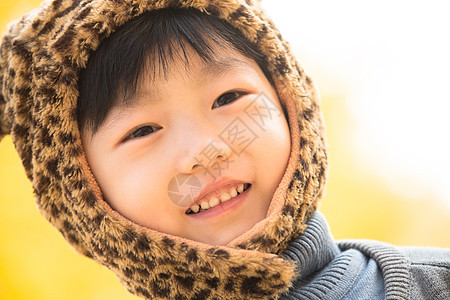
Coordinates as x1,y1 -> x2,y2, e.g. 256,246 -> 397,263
77,8 -> 273,134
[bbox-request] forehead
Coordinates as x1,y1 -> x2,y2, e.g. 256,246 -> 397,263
122,45 -> 260,105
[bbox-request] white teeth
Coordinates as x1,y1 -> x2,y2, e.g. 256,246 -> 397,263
220,193 -> 231,202
191,204 -> 200,213
200,201 -> 210,210
209,197 -> 220,208
187,183 -> 250,214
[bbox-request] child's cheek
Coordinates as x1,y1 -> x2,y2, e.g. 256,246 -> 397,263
241,92 -> 289,141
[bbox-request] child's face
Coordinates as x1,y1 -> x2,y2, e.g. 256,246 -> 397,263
82,45 -> 291,246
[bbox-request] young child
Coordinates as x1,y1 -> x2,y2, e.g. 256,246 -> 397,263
0,0 -> 448,299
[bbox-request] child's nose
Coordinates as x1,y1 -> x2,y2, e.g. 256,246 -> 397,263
175,135 -> 233,175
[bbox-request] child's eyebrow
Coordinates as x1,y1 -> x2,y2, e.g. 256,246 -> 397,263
199,57 -> 255,79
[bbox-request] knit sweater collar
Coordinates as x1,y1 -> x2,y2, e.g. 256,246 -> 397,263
281,212 -> 373,299
281,212 -> 411,300
282,211 -> 340,281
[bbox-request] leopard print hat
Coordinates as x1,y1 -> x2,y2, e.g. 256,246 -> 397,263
0,0 -> 327,298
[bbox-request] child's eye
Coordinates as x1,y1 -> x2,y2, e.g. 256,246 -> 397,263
123,125 -> 160,142
212,91 -> 247,109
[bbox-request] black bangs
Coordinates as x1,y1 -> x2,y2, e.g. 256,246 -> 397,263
77,8 -> 271,134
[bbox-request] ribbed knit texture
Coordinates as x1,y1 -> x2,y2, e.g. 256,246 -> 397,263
280,212 -> 391,300
339,240 -> 410,300
279,212 -> 449,300
282,212 -> 340,280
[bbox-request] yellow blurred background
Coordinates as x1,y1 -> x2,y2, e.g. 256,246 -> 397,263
1,1 -> 449,299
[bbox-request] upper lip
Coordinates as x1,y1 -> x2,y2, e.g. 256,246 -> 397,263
189,177 -> 247,207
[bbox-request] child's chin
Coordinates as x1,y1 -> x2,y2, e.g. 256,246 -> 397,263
194,233 -> 237,246
188,222 -> 256,246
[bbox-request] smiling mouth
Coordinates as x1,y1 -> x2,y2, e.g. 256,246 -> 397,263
185,183 -> 251,215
